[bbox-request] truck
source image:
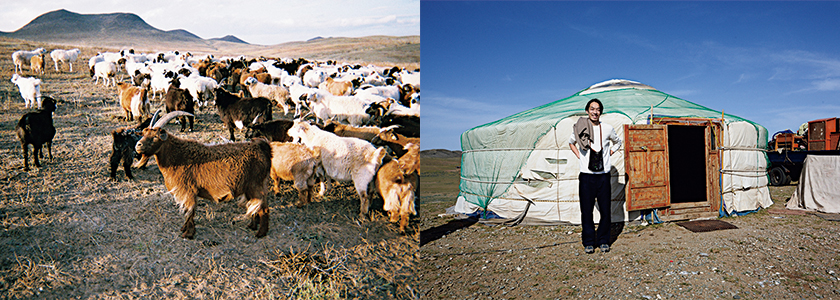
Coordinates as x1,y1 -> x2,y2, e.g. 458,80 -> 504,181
766,117 -> 840,186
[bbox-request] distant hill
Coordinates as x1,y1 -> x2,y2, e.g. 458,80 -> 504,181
0,9 -> 218,49
167,29 -> 204,41
421,149 -> 463,158
8,9 -> 157,37
210,35 -> 248,44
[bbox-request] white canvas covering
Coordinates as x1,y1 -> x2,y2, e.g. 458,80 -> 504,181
455,79 -> 773,224
786,155 -> 840,213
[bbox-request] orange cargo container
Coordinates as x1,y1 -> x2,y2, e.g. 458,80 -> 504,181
808,117 -> 840,150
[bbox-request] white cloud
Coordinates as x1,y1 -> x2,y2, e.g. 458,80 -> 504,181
813,78 -> 840,91
734,73 -> 748,84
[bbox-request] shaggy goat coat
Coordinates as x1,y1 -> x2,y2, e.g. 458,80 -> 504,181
136,129 -> 272,238
376,144 -> 419,233
16,96 -> 57,171
117,82 -> 150,122
269,142 -> 322,206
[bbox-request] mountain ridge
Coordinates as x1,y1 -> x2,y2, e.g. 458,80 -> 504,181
0,9 -> 245,47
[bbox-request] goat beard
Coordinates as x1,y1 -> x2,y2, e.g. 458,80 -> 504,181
132,154 -> 152,168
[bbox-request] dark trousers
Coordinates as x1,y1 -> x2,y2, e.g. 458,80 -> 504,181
579,172 -> 612,246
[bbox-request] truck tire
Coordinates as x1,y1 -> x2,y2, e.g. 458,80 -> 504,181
769,167 -> 789,186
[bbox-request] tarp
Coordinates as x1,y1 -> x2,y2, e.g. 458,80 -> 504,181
456,79 -> 773,224
786,155 -> 840,213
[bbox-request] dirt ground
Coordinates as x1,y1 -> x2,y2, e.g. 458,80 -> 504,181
418,159 -> 840,299
0,38 -> 418,299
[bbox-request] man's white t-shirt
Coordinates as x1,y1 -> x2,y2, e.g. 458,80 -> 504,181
569,122 -> 623,174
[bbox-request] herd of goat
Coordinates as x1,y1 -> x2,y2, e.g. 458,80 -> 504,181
10,46 -> 420,238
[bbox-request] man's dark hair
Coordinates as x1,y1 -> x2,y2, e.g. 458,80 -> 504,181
585,98 -> 603,113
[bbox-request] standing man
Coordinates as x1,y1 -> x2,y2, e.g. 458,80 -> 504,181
569,98 -> 623,254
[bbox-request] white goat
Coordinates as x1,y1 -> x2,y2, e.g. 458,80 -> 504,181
123,52 -> 148,64
387,101 -> 420,118
306,90 -> 378,126
355,86 -> 401,102
125,61 -> 149,81
303,68 -> 329,88
397,70 -> 420,89
92,61 -> 117,87
11,74 -> 43,109
287,120 -> 387,220
12,48 -> 46,74
50,48 -> 81,72
244,77 -> 291,115
101,52 -> 124,71
288,83 -> 318,118
361,73 -> 389,86
149,69 -> 177,100
179,74 -> 219,108
88,54 -> 105,74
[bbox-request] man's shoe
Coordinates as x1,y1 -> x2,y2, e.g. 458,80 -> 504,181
600,244 -> 610,253
584,245 -> 595,254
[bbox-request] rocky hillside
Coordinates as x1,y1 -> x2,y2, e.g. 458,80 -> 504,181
1,9 -> 215,47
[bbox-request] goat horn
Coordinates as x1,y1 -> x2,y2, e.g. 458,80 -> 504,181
153,111 -> 194,129
379,124 -> 401,133
149,109 -> 162,126
251,113 -> 262,125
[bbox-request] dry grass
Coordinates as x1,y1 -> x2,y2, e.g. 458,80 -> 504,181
416,153 -> 840,299
0,37 -> 419,299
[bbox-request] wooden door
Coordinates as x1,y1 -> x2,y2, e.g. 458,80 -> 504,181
624,124 -> 671,211
706,125 -> 721,213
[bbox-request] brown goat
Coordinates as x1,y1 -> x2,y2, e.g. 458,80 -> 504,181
116,82 -> 150,123
318,77 -> 359,96
376,143 -> 419,233
239,68 -> 271,95
206,63 -> 227,86
322,120 -> 395,142
269,142 -> 322,207
30,54 -> 45,75
193,58 -> 212,76
373,129 -> 420,159
135,111 -> 273,239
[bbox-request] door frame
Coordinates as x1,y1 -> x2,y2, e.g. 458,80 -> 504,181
624,117 -> 723,220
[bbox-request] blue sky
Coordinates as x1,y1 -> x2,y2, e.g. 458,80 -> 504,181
421,1 -> 840,150
0,1 -> 419,45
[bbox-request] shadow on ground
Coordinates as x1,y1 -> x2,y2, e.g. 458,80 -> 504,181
419,217 -> 478,247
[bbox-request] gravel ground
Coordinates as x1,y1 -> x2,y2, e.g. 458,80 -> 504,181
417,185 -> 840,299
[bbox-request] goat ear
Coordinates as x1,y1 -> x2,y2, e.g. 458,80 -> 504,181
158,129 -> 168,141
372,147 -> 388,165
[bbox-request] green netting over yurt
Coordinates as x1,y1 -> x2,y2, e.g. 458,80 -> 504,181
456,79 -> 771,224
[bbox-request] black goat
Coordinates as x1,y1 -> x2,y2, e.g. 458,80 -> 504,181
16,96 -> 57,171
163,79 -> 195,132
244,119 -> 294,142
214,88 -> 273,141
273,58 -> 309,76
109,112 -> 157,180
380,114 -> 419,138
132,71 -> 151,87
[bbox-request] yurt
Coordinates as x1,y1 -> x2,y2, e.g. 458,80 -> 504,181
455,79 -> 773,224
